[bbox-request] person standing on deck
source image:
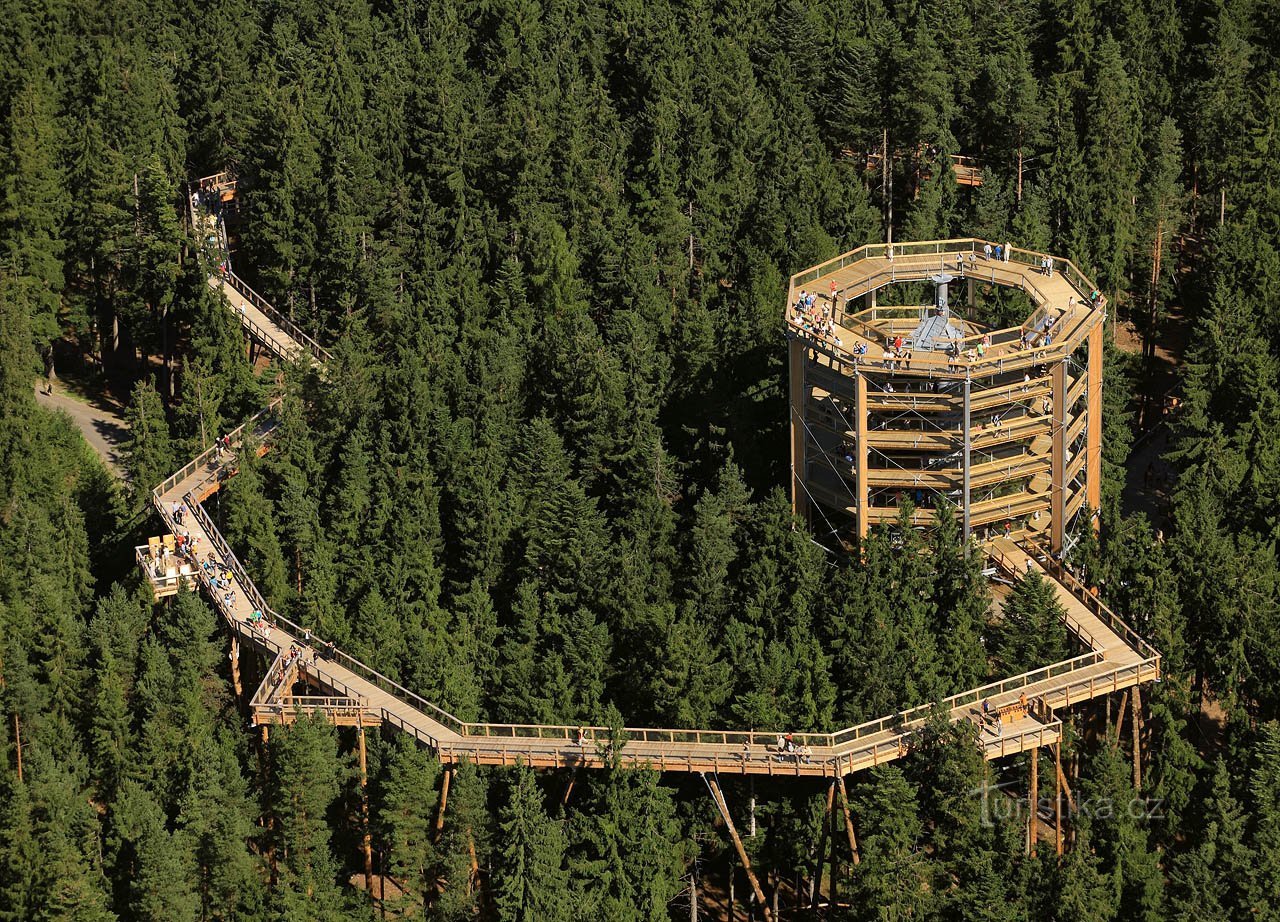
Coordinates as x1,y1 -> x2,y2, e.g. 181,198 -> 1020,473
984,242 -> 993,260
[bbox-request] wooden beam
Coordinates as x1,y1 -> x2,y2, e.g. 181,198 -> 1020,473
358,722 -> 373,897
962,376 -> 972,541
1050,360 -> 1067,553
835,775 -> 861,865
562,768 -> 577,807
855,372 -> 869,541
704,775 -> 772,922
230,634 -> 243,699
1086,321 -> 1103,518
1111,690 -> 1129,746
1055,752 -> 1077,814
434,767 -> 453,843
789,338 -> 809,525
809,781 -> 835,912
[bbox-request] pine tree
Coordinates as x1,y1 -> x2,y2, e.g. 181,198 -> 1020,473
267,716 -> 356,922
494,767 -> 571,922
121,378 -> 175,509
1,59 -> 68,355
380,739 -> 442,914
992,570 -> 1068,673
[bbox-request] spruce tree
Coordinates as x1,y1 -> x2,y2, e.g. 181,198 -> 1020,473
494,767 -> 571,922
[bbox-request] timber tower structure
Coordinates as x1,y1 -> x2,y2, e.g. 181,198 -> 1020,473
786,239 -> 1107,553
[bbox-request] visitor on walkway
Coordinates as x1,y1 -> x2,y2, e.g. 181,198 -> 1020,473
1003,242 -> 1011,262
983,242 -> 992,260
995,243 -> 1003,261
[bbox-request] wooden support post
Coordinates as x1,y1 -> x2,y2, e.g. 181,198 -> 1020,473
1086,322 -> 1103,519
1055,751 -> 1077,814
434,767 -> 452,843
1051,360 -> 1067,553
962,376 -> 972,542
835,776 -> 860,865
358,722 -> 373,897
230,634 -> 243,699
1028,747 -> 1039,857
789,338 -> 809,525
1054,743 -> 1063,856
855,372 -> 869,541
704,775 -> 771,922
809,781 -> 835,912
1111,690 -> 1129,745
1131,686 -> 1143,790
562,769 -> 577,807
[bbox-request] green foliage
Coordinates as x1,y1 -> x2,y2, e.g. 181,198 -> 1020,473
6,0 -> 1280,916
992,571 -> 1069,674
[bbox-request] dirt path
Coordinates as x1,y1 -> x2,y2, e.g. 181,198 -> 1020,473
34,381 -> 129,477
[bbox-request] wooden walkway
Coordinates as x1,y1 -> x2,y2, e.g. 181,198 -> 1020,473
151,230 -> 1157,779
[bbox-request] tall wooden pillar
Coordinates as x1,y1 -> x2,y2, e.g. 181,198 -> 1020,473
358,723 -> 373,897
855,372 -> 869,540
1086,321 -> 1104,521
835,775 -> 860,865
1051,360 -> 1068,553
809,781 -> 835,912
962,376 -> 972,541
435,767 -> 453,843
230,634 -> 243,699
789,338 -> 809,524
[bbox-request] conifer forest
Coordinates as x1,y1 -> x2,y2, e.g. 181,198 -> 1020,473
3,0 -> 1280,919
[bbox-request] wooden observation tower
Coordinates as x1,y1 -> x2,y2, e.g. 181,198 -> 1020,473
786,239 -> 1106,555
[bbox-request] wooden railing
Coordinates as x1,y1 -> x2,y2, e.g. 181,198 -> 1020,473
1019,538 -> 1163,665
152,399 -> 281,501
787,238 -> 1105,378
219,270 -> 332,365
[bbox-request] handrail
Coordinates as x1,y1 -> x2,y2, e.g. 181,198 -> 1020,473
218,270 -> 332,365
152,398 -> 281,501
1019,538 -> 1163,663
156,389 -> 1158,763
786,238 -> 1105,378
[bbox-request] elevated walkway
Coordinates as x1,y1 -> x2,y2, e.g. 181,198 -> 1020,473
149,224 -> 1157,780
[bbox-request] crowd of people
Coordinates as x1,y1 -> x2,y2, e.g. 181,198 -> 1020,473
790,287 -> 843,346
